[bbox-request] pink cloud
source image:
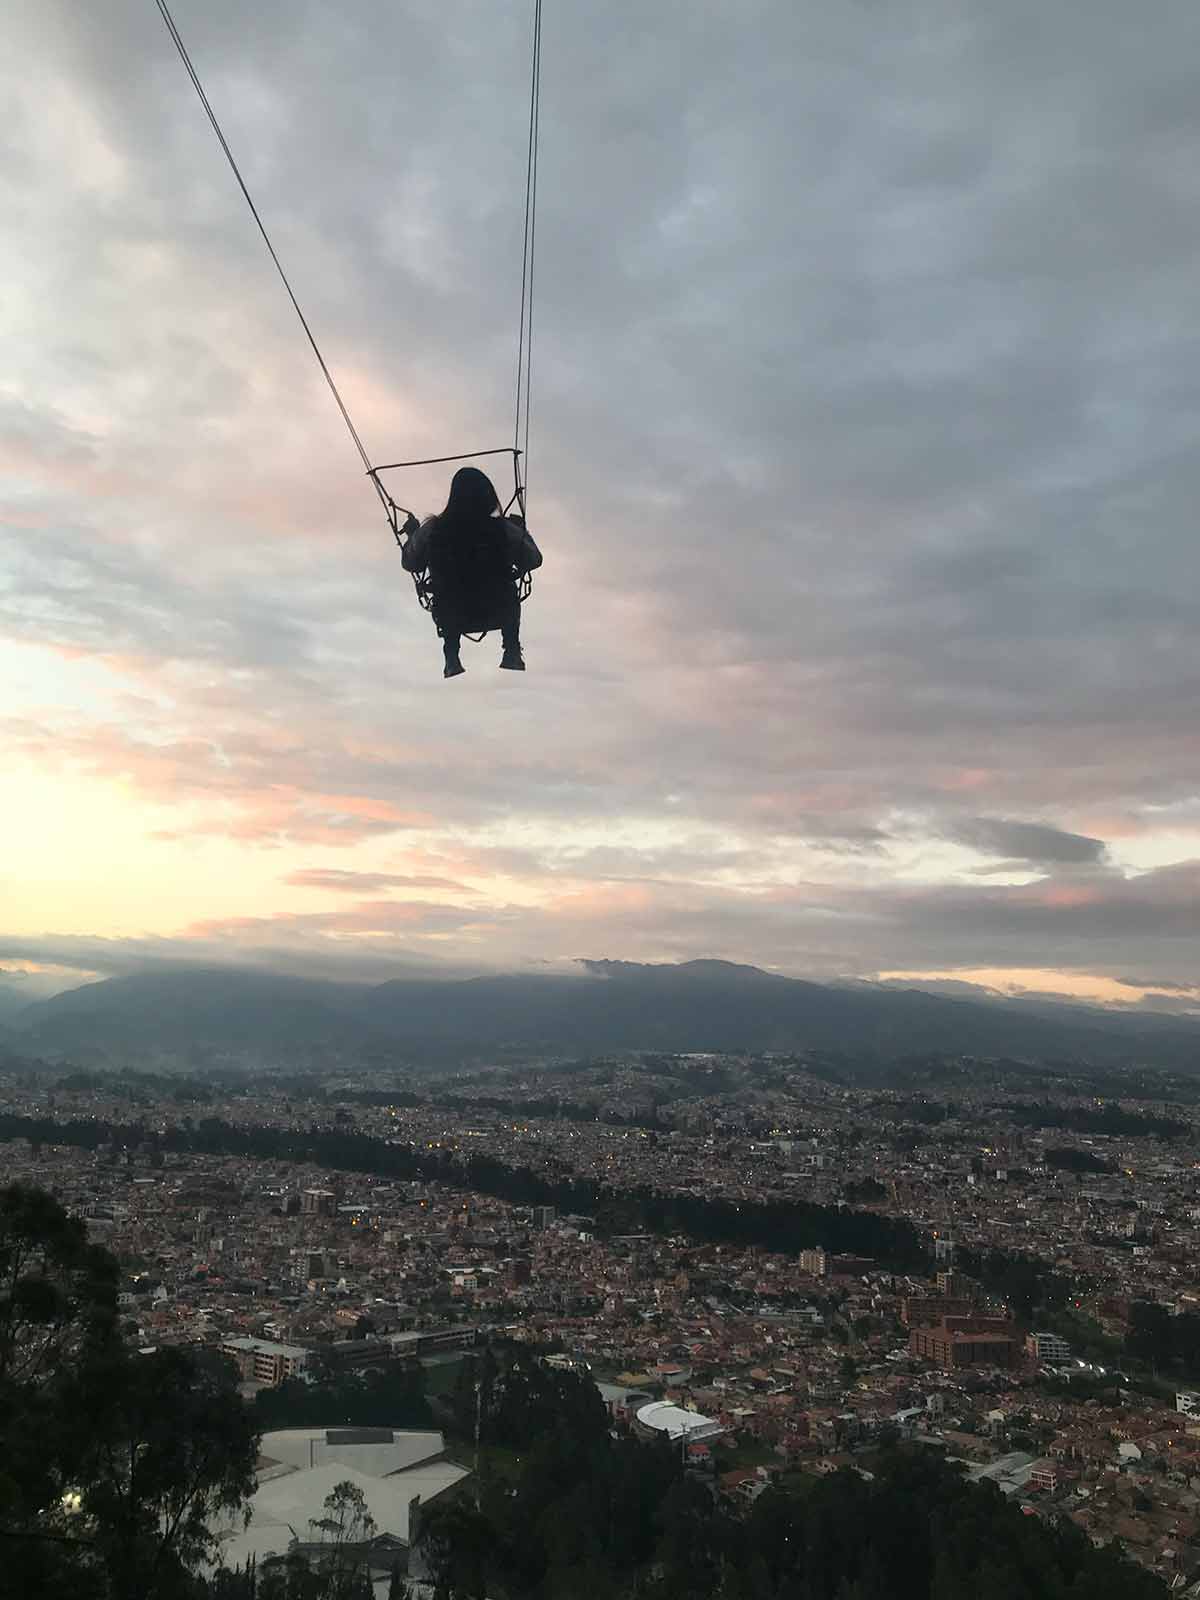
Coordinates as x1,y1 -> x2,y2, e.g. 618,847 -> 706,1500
6,716 -> 432,846
285,868 -> 468,893
187,897 -> 482,940
1034,885 -> 1104,909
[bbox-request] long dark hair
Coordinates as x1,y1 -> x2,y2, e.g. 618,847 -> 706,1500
440,466 -> 500,532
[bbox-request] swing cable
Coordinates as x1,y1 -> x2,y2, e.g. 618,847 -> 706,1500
154,0 -> 384,510
155,0 -> 544,539
512,0 -> 544,519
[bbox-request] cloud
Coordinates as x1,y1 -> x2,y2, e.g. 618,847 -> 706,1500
284,868 -> 468,893
942,817 -> 1108,866
0,931 -> 482,988
2,855 -> 1198,1002
1116,975 -> 1198,994
5,0 -> 1200,989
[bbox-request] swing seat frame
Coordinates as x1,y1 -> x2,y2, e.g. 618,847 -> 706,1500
367,446 -> 534,640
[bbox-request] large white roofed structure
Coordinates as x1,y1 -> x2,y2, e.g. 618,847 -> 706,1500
257,1427 -> 446,1480
211,1428 -> 470,1577
635,1401 -> 724,1443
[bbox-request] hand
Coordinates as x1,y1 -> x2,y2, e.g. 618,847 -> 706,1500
402,513 -> 420,537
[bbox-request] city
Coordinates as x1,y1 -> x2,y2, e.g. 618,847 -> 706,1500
7,1044 -> 1200,1591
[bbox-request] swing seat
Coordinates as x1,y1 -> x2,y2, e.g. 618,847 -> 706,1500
368,446 -> 535,639
422,567 -> 533,641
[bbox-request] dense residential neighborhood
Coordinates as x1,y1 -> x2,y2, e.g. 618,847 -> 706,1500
7,1044 -> 1200,1591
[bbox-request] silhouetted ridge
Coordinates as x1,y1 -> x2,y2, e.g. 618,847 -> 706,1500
12,958 -> 1200,1069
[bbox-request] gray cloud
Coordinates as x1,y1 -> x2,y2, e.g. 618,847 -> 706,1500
1116,975 -> 1198,994
2,855 -> 1199,999
944,817 -> 1108,866
0,933 -> 486,989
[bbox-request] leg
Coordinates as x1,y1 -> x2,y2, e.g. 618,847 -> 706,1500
499,601 -> 525,670
441,623 -> 465,679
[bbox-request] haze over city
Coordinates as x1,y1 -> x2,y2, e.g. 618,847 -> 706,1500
5,0 -> 1199,1013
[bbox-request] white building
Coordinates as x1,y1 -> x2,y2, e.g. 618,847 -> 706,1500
212,1427 -> 470,1584
635,1401 -> 724,1445
221,1337 -> 309,1388
1025,1331 -> 1071,1365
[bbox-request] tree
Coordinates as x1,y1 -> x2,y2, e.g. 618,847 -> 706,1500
420,1497 -> 493,1600
306,1480 -> 376,1600
0,1182 -> 121,1596
72,1345 -> 259,1598
0,1182 -> 117,1390
0,1185 -> 258,1599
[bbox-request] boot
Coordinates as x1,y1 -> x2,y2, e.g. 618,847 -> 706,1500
444,652 -> 465,679
500,647 -> 525,671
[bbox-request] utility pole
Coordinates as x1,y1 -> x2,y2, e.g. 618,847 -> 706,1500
474,1364 -> 482,1507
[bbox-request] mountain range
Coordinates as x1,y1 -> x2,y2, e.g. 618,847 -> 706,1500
4,958 -> 1200,1072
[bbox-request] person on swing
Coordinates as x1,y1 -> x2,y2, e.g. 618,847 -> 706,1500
401,466 -> 543,677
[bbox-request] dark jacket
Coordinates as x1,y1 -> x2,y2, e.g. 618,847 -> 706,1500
401,514 -> 542,576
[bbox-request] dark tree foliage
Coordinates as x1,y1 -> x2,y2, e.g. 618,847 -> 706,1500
842,1177 -> 887,1205
1125,1299 -> 1200,1375
424,1354 -> 679,1600
732,1450 -> 1167,1600
886,1099 -> 952,1125
0,1181 -> 118,1391
955,1245 -> 1068,1319
252,1360 -> 432,1432
331,1089 -> 423,1108
66,1345 -> 258,1598
0,1185 -> 258,1600
1044,1147 -> 1116,1175
421,1434 -> 1167,1600
1003,1101 -> 1188,1140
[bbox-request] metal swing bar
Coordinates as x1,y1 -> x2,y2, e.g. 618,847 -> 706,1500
367,449 -> 526,547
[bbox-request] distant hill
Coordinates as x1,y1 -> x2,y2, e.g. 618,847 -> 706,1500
13,969 -> 388,1069
11,958 -> 1200,1072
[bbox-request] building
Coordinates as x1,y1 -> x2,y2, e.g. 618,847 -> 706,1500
385,1325 -> 480,1360
901,1296 -> 974,1328
936,1270 -> 972,1300
531,1205 -> 557,1230
828,1254 -> 874,1277
1026,1331 -> 1072,1364
321,1339 -> 397,1372
1029,1460 -> 1061,1493
1177,1392 -> 1200,1415
799,1248 -> 827,1278
300,1188 -> 335,1217
909,1318 -> 1018,1371
211,1428 -> 469,1585
596,1383 -> 654,1422
222,1337 -> 309,1388
635,1401 -> 724,1446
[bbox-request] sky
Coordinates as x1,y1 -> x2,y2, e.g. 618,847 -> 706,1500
3,0 -> 1200,1011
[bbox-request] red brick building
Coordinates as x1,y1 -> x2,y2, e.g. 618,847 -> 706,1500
909,1316 -> 1018,1370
